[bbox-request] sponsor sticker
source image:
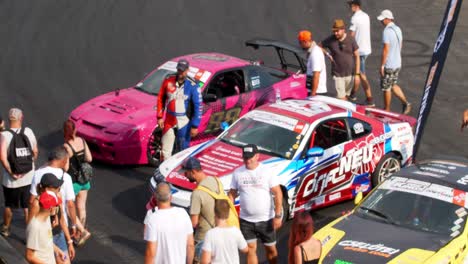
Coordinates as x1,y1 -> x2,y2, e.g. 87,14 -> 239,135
248,111 -> 299,131
329,192 -> 341,201
455,208 -> 467,217
454,218 -> 464,225
321,235 -> 331,246
451,230 -> 461,237
353,123 -> 364,134
452,189 -> 466,207
338,240 -> 400,258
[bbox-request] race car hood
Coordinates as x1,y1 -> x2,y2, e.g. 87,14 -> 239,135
322,214 -> 448,263
70,88 -> 155,132
164,140 -> 285,190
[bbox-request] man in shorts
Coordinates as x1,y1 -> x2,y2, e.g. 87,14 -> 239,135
0,108 -> 38,237
321,19 -> 360,100
228,144 -> 283,264
183,157 -> 221,262
378,9 -> 411,114
347,0 -> 375,106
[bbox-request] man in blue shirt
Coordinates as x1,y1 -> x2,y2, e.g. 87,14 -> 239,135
378,10 -> 411,114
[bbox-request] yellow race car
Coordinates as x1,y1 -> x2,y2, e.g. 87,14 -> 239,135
313,158 -> 468,264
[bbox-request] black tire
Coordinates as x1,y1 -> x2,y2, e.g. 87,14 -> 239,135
147,127 -> 163,167
371,153 -> 401,186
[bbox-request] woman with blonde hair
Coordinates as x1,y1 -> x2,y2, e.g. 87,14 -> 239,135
288,212 -> 321,264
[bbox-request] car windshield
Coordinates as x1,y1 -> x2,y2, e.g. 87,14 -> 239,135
134,69 -> 175,95
357,176 -> 467,237
219,111 -> 305,159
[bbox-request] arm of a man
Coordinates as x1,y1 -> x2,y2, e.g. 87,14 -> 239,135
271,185 -> 283,230
380,43 -> 389,76
25,248 -> 45,264
186,233 -> 195,264
190,83 -> 202,137
354,48 -> 360,75
66,200 -> 77,234
189,192 -> 201,228
59,205 -> 75,260
0,133 -> 12,175
144,241 -> 157,264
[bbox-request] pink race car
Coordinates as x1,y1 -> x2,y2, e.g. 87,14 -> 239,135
69,39 -> 308,165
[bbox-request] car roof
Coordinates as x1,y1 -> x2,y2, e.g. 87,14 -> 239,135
391,158 -> 468,191
256,96 -> 360,123
172,53 -> 250,73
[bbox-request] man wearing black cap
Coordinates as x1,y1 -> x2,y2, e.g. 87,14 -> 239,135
156,59 -> 202,161
182,157 -> 223,263
228,144 -> 283,264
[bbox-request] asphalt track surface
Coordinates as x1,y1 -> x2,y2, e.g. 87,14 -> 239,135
0,1 -> 467,263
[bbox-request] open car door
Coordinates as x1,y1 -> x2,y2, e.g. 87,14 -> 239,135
245,38 -> 307,73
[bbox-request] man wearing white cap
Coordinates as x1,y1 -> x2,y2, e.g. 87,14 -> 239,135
0,108 -> 38,237
378,9 -> 411,114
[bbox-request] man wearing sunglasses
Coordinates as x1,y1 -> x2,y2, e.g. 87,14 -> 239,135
320,19 -> 360,101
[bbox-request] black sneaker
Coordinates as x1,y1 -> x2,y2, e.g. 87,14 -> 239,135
348,94 -> 357,102
402,102 -> 412,115
0,224 -> 10,237
365,98 -> 376,107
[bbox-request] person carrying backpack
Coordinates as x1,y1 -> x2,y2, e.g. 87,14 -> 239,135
182,157 -> 231,263
0,108 -> 38,237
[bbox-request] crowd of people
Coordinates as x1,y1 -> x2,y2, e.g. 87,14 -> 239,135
0,108 -> 93,264
300,0 -> 411,114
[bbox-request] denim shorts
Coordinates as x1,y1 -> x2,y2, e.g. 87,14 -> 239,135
53,232 -> 68,256
360,55 -> 368,74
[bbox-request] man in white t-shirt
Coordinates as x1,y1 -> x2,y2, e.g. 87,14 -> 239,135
228,144 -> 283,264
0,108 -> 38,237
347,0 -> 375,106
298,30 -> 327,96
201,199 -> 248,264
144,182 -> 194,264
30,146 -> 78,261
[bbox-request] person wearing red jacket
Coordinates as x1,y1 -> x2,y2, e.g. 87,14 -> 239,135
156,59 -> 202,161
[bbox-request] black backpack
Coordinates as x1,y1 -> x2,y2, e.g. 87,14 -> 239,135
6,128 -> 33,174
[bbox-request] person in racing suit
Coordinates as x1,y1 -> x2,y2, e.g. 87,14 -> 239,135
156,59 -> 202,161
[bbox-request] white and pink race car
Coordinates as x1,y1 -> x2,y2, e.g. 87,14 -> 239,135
149,96 -> 416,218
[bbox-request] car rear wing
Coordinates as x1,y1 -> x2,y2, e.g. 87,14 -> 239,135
364,107 -> 417,127
245,38 -> 307,73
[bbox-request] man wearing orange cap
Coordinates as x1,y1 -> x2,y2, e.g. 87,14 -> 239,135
298,30 -> 327,96
320,19 -> 360,100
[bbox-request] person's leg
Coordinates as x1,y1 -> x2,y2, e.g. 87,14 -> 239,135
240,219 -> 258,264
175,124 -> 190,153
334,77 -> 347,100
381,69 -> 394,111
247,242 -> 258,264
76,190 -> 88,227
20,185 -> 30,225
2,207 -> 12,233
257,219 -> 277,264
53,232 -> 71,264
160,128 -> 175,160
344,76 -> 354,98
392,84 -> 408,104
2,186 -> 15,236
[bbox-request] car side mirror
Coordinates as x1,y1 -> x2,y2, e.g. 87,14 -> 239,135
221,121 -> 230,131
203,94 -> 217,103
354,192 -> 363,205
306,147 -> 324,158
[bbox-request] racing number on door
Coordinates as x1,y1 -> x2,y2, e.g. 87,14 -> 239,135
205,107 -> 241,133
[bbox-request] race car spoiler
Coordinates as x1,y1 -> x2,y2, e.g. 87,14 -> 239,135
365,107 -> 417,127
245,38 -> 307,73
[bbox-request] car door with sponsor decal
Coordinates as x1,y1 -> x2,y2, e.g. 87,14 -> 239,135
293,117 -> 376,212
197,66 -> 289,138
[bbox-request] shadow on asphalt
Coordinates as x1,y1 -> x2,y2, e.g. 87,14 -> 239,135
112,183 -> 151,223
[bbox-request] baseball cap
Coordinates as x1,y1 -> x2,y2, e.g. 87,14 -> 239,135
377,9 -> 394,21
40,173 -> 64,188
347,0 -> 361,6
297,30 -> 312,41
176,59 -> 190,72
39,190 -> 62,209
182,157 -> 202,170
242,144 -> 259,159
8,108 -> 22,121
332,19 -> 346,30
